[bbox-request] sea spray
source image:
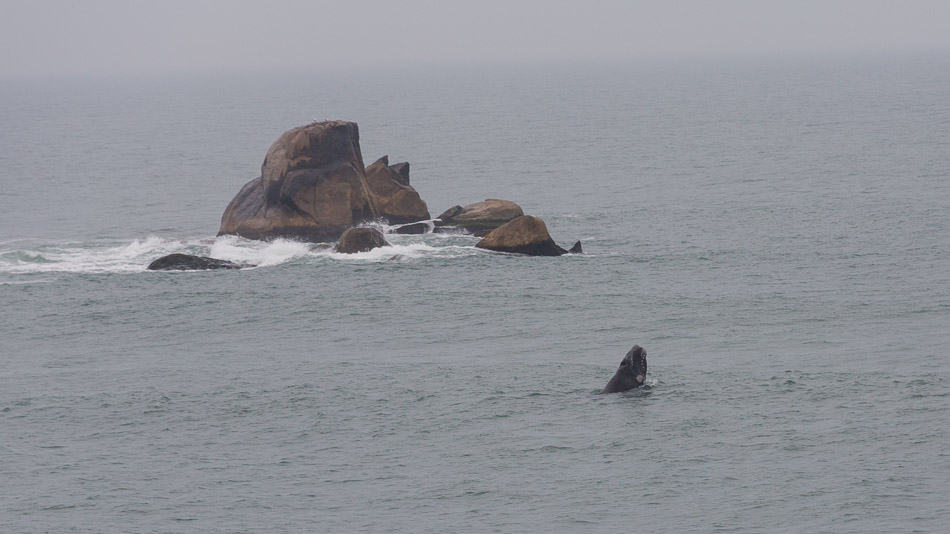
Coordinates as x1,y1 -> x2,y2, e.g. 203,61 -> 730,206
0,233 -> 482,275
0,236 -> 186,274
208,236 -> 312,267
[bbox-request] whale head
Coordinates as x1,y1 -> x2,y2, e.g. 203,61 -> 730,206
601,345 -> 648,393
619,345 -> 648,385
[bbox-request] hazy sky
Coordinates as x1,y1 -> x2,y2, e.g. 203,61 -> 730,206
2,0 -> 949,79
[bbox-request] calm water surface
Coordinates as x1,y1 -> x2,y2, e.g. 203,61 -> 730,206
1,55 -> 949,532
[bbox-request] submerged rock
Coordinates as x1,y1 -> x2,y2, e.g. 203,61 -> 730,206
475,215 -> 569,256
335,227 -> 389,254
218,121 -> 430,242
435,199 -> 524,236
147,253 -> 242,271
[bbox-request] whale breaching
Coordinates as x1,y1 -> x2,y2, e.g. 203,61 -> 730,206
601,345 -> 648,393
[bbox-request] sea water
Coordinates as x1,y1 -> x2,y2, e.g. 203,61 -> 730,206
1,54 -> 948,532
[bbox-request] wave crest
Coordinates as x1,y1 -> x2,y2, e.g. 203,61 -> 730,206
0,232 -> 480,275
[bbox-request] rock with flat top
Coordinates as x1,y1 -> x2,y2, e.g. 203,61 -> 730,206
393,221 -> 433,234
435,199 -> 524,236
147,253 -> 242,271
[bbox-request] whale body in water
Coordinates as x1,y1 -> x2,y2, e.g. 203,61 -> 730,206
601,345 -> 647,394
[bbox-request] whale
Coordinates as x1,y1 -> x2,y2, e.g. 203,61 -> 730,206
600,345 -> 648,394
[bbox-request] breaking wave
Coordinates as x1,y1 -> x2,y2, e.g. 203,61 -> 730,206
208,236 -> 312,267
0,236 -> 183,274
0,232 -> 481,276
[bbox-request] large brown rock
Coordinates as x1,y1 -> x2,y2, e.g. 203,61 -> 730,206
364,156 -> 430,224
435,199 -> 524,236
218,121 -> 429,242
335,227 -> 389,253
475,215 -> 569,256
218,121 -> 373,241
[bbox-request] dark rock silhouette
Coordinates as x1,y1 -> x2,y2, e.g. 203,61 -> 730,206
475,215 -> 572,256
393,221 -> 433,234
568,241 -> 583,254
335,227 -> 389,254
147,253 -> 242,271
600,345 -> 648,394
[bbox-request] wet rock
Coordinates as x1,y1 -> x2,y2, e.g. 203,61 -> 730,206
435,199 -> 524,236
335,227 -> 389,254
147,253 -> 242,271
475,215 -> 568,256
393,221 -> 432,234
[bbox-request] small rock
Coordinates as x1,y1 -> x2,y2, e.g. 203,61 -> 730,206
436,205 -> 463,221
475,215 -> 568,256
435,199 -> 524,235
335,227 -> 389,253
147,253 -> 242,271
393,221 -> 432,234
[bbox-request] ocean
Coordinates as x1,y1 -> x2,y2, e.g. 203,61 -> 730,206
1,54 -> 948,532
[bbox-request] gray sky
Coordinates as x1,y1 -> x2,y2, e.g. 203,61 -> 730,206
2,0 -> 949,79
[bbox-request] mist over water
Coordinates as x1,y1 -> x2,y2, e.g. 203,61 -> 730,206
1,55 -> 949,531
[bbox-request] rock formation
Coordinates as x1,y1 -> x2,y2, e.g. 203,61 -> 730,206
147,253 -> 243,271
388,162 -> 410,185
474,215 -> 575,256
435,199 -> 524,236
335,227 -> 389,254
213,121 -> 583,258
218,121 -> 429,242
364,156 -> 430,224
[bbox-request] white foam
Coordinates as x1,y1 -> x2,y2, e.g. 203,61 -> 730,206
208,235 -> 312,267
0,279 -> 54,285
321,242 -> 478,262
388,219 -> 437,234
0,236 -> 186,274
0,232 -> 482,275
